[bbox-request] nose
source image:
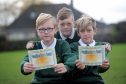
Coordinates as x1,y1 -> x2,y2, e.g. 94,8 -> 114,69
84,31 -> 88,34
64,24 -> 69,29
44,30 -> 48,33
83,31 -> 89,36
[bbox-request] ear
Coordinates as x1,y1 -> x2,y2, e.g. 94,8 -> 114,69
73,21 -> 76,27
54,29 -> 57,34
54,22 -> 58,33
94,31 -> 96,35
54,27 -> 57,34
36,30 -> 40,39
36,29 -> 39,33
77,31 -> 80,37
94,28 -> 97,35
56,20 -> 59,27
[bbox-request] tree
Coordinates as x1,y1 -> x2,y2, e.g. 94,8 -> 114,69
115,21 -> 126,43
0,0 -> 49,27
0,0 -> 23,26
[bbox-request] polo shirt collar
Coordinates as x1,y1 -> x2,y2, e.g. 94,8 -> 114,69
78,39 -> 96,46
41,38 -> 56,49
59,28 -> 75,40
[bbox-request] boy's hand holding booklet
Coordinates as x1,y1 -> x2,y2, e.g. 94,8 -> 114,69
28,48 -> 57,70
79,45 -> 105,66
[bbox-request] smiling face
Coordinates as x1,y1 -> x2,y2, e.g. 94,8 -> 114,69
37,19 -> 56,43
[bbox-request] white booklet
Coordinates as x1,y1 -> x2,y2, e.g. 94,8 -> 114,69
28,48 -> 57,70
79,45 -> 105,66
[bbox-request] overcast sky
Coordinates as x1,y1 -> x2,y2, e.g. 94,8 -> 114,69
1,0 -> 126,24
50,0 -> 126,24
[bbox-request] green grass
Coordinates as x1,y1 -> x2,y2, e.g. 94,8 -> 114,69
0,44 -> 126,84
102,43 -> 126,84
0,50 -> 33,84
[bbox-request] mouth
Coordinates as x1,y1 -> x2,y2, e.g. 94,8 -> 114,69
84,37 -> 89,40
44,36 -> 50,38
63,29 -> 71,32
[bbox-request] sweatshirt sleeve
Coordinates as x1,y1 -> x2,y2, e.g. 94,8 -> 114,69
70,42 -> 89,72
98,49 -> 110,73
20,55 -> 32,75
60,41 -> 77,72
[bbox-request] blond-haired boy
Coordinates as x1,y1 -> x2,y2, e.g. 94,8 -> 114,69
70,15 -> 110,84
20,13 -> 76,84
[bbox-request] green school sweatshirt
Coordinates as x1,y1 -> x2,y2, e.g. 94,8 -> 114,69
55,30 -> 80,44
20,39 -> 76,84
69,42 -> 110,84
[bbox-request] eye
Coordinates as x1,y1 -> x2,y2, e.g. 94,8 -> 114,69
38,29 -> 43,31
38,29 -> 44,32
60,23 -> 65,26
67,23 -> 71,26
47,27 -> 54,29
87,29 -> 92,32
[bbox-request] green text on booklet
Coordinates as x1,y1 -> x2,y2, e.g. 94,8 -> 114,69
28,48 -> 57,70
79,45 -> 105,66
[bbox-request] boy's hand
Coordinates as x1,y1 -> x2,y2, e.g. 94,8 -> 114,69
105,43 -> 111,52
75,60 -> 86,70
26,41 -> 34,49
54,63 -> 67,74
100,60 -> 110,69
23,62 -> 35,73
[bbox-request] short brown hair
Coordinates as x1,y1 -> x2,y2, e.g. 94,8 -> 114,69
36,13 -> 56,29
57,7 -> 74,20
76,15 -> 96,32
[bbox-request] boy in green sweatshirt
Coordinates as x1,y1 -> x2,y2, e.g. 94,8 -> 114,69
55,7 -> 80,44
20,13 -> 76,84
70,15 -> 110,84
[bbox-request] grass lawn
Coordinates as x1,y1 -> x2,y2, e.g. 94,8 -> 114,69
0,50 -> 33,84
102,43 -> 126,84
0,43 -> 126,84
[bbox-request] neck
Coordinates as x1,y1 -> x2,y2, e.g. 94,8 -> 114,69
83,40 -> 93,45
64,35 -> 70,38
64,31 -> 72,38
43,39 -> 54,47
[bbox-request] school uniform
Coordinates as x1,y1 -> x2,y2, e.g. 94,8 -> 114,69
20,38 -> 76,84
70,39 -> 110,84
55,28 -> 80,44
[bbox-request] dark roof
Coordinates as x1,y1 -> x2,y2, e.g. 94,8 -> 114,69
7,3 -> 82,29
96,21 -> 108,28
